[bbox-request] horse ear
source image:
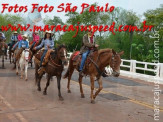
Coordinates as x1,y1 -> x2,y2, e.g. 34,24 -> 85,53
119,51 -> 124,56
112,49 -> 116,55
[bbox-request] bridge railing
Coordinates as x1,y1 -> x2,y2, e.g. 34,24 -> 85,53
67,52 -> 163,83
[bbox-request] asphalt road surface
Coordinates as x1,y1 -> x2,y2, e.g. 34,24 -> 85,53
0,58 -> 163,122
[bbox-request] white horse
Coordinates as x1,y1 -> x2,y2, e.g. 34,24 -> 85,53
16,49 -> 30,81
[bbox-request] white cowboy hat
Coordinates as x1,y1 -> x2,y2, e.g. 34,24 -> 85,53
45,30 -> 52,34
34,31 -> 39,33
13,31 -> 18,34
22,34 -> 28,38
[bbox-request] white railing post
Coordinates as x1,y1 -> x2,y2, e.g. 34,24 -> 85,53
130,60 -> 136,73
159,63 -> 163,79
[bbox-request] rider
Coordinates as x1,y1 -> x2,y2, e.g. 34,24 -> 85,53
15,34 -> 29,61
79,28 -> 108,77
12,31 -> 24,51
18,31 -> 23,41
31,31 -> 40,49
79,28 -> 99,76
10,31 -> 18,52
34,31 -> 54,73
0,32 -> 7,55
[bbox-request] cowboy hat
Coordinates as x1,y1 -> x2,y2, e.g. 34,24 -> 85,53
45,30 -> 52,34
13,31 -> 18,34
22,34 -> 28,38
34,31 -> 39,34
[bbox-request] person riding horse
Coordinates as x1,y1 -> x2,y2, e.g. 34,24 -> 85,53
33,31 -> 54,74
9,31 -> 18,52
79,29 -> 108,77
15,34 -> 29,61
0,32 -> 7,56
12,31 -> 24,51
31,31 -> 40,49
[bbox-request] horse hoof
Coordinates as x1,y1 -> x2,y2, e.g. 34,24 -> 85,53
81,94 -> 85,98
16,72 -> 18,75
43,91 -> 47,95
20,76 -> 23,79
37,88 -> 41,91
25,79 -> 28,81
67,90 -> 71,93
91,100 -> 95,104
59,96 -> 64,101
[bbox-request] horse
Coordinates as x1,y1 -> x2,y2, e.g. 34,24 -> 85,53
34,45 -> 68,100
63,48 -> 124,103
16,49 -> 32,81
0,41 -> 8,68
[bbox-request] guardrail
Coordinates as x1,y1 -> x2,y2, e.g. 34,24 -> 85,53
67,52 -> 163,83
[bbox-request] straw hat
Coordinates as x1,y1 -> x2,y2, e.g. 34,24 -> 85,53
13,31 -> 18,34
22,34 -> 28,38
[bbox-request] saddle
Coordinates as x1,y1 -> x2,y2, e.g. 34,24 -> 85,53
35,49 -> 55,66
72,50 -> 96,66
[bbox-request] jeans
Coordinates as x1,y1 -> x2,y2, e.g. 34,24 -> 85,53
12,42 -> 19,50
40,50 -> 48,66
79,50 -> 90,71
31,42 -> 36,49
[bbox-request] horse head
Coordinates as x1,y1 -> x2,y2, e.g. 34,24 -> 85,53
54,44 -> 68,66
24,49 -> 31,62
109,49 -> 124,77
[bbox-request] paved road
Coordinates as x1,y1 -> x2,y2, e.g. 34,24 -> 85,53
0,59 -> 163,122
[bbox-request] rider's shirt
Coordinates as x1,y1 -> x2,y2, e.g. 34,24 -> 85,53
36,38 -> 54,50
18,34 -> 23,41
32,33 -> 40,42
11,35 -> 18,42
18,40 -> 29,49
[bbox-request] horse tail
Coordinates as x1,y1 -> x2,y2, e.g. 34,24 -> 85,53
63,53 -> 74,79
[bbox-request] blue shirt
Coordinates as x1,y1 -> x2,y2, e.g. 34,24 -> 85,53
11,35 -> 18,42
36,38 -> 54,50
18,40 -> 29,49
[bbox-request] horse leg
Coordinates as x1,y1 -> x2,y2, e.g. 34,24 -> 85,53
90,75 -> 95,104
20,61 -> 23,79
79,75 -> 85,98
2,55 -> 4,68
43,74 -> 51,95
57,75 -> 64,101
93,77 -> 103,99
25,62 -> 28,81
16,61 -> 19,75
37,73 -> 44,91
67,68 -> 74,93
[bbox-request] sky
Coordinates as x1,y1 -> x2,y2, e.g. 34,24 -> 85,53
0,0 -> 162,22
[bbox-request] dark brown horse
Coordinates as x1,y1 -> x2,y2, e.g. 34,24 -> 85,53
64,49 -> 124,103
34,45 -> 68,100
0,41 -> 8,68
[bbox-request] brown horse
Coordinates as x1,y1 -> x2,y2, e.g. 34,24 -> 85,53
64,48 -> 124,103
34,45 -> 68,100
0,41 -> 8,68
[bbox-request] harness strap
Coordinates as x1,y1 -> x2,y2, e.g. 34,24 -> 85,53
49,55 -> 62,67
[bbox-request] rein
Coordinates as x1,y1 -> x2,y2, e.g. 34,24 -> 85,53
49,55 -> 62,67
88,50 -> 113,80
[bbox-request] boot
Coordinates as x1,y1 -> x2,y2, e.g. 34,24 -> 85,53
38,66 -> 46,76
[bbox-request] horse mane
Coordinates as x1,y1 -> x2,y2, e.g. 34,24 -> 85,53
55,44 -> 66,54
98,48 -> 112,55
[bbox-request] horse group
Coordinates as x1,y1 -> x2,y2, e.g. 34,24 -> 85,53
1,41 -> 124,103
